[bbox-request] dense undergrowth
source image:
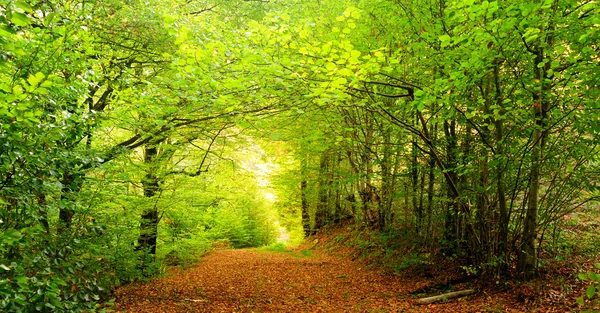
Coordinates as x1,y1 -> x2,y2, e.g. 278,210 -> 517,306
302,213 -> 600,312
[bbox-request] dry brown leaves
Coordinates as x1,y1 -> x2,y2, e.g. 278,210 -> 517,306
113,249 -> 575,313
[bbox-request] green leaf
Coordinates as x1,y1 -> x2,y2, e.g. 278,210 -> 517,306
164,15 -> 176,25
40,80 -> 53,88
16,275 -> 29,286
586,285 -> 596,299
0,84 -> 11,93
15,1 -> 34,13
3,228 -> 23,243
579,273 -> 588,280
0,25 -> 17,37
34,87 -> 48,95
44,12 -> 56,26
439,34 -> 451,47
338,68 -> 354,76
10,12 -> 31,27
27,73 -> 41,87
576,297 -> 585,306
54,278 -> 67,286
594,263 -> 600,270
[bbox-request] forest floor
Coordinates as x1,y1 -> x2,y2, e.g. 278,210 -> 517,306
111,245 -> 588,313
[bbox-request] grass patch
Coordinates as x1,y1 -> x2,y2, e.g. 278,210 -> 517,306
259,243 -> 313,258
263,242 -> 290,253
300,249 -> 313,257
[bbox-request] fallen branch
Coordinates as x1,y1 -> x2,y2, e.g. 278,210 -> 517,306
416,289 -> 476,304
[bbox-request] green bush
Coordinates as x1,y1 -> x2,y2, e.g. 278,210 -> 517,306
203,201 -> 277,248
159,236 -> 212,267
576,263 -> 600,312
0,223 -> 114,313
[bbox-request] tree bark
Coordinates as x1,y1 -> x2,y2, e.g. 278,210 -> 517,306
379,124 -> 393,230
518,48 -> 549,278
137,145 -> 161,256
443,119 -> 460,250
493,61 -> 509,274
411,113 -> 421,235
58,171 -> 83,231
315,150 -> 330,231
416,289 -> 476,304
301,180 -> 310,237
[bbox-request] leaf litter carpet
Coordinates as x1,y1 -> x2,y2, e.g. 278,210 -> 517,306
114,249 -> 524,312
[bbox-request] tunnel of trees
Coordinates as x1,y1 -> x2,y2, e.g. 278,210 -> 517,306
0,0 -> 599,311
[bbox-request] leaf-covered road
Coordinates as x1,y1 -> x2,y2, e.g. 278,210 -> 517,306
114,249 -> 415,312
113,249 -> 522,313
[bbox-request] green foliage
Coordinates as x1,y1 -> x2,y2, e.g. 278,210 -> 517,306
260,243 -> 312,258
576,263 -> 600,312
0,221 -> 114,312
1,0 -> 599,309
263,242 -> 290,253
0,0 -> 287,310
160,237 -> 212,267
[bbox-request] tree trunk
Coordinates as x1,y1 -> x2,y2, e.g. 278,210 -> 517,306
315,150 -> 330,231
518,127 -> 541,278
137,145 -> 161,256
518,48 -> 549,278
379,124 -> 392,230
411,113 -> 421,235
493,61 -> 509,274
301,180 -> 310,237
443,119 -> 460,250
300,153 -> 311,237
426,155 -> 435,241
58,171 -> 83,231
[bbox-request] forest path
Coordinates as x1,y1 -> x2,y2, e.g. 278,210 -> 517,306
113,248 -> 419,312
112,248 -> 513,312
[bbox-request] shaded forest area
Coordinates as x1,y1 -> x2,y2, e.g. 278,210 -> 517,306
0,0 -> 599,312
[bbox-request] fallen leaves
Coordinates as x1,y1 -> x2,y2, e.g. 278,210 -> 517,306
112,248 -> 581,312
114,249 -> 414,312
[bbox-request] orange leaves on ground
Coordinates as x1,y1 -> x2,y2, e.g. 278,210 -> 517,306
112,249 -> 577,312
114,249 -> 414,312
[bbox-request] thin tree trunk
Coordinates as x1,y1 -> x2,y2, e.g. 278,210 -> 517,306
411,113 -> 421,235
379,125 -> 392,230
493,61 -> 509,274
443,119 -> 460,250
426,156 -> 435,241
518,48 -> 549,278
300,155 -> 311,237
315,150 -> 330,231
301,180 -> 310,237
